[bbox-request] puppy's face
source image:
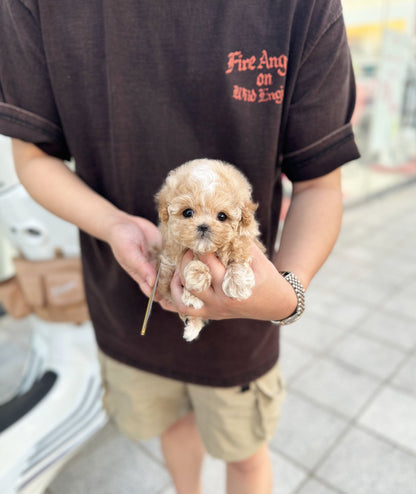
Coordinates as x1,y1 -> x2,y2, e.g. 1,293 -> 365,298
156,160 -> 258,254
165,192 -> 241,254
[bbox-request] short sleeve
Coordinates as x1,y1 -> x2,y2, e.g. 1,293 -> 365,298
0,0 -> 70,159
281,12 -> 360,181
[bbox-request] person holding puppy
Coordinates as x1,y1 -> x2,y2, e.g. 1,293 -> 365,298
0,0 -> 359,493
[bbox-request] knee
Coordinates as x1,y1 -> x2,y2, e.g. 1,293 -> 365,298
227,444 -> 270,475
162,411 -> 198,439
161,412 -> 205,457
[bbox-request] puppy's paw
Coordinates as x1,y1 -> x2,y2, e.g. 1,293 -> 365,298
182,288 -> 204,309
183,317 -> 205,342
184,260 -> 211,293
222,263 -> 255,300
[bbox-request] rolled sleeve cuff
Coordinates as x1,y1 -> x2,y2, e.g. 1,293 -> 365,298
281,124 -> 360,182
0,103 -> 70,160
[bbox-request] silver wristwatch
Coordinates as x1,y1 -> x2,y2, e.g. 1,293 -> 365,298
271,271 -> 305,325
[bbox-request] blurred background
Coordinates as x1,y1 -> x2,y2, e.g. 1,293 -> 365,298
342,0 -> 416,201
0,1 -> 415,494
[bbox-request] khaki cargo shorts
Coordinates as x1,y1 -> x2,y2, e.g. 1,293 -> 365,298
98,351 -> 285,462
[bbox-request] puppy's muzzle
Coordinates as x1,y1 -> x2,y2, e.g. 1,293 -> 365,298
197,224 -> 210,237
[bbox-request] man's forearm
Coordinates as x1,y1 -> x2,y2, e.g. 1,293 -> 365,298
12,139 -> 126,243
274,168 -> 343,289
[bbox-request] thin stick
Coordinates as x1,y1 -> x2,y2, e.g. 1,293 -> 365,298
140,261 -> 161,335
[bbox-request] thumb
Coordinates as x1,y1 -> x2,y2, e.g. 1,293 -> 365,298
197,253 -> 226,289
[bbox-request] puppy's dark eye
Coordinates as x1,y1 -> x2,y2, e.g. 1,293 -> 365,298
183,208 -> 194,218
217,212 -> 227,222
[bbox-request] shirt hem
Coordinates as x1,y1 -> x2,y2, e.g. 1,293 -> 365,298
97,340 -> 280,388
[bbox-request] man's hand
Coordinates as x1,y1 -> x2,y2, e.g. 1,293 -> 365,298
107,215 -> 162,298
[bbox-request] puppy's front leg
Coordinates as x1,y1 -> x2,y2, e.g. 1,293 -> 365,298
222,262 -> 255,301
158,255 -> 176,300
184,259 -> 211,292
181,259 -> 211,309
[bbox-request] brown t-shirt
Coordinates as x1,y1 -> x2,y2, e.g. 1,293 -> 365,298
0,0 -> 359,386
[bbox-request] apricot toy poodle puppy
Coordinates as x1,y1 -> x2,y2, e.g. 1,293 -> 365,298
155,158 -> 264,341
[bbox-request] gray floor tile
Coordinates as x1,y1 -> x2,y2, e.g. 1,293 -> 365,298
307,233 -> 403,323
334,244 -> 380,271
139,436 -> 164,463
391,354 -> 416,396
296,478 -> 340,494
328,332 -> 405,380
306,290 -> 370,331
0,316 -> 32,402
159,487 -> 176,494
0,345 -> 27,400
281,314 -> 347,353
48,423 -> 171,494
391,242 -> 416,267
279,340 -> 316,383
355,229 -> 402,256
335,278 -> 387,308
316,427 -> 416,494
336,222 -> 373,247
382,279 -> 416,321
358,386 -> 416,455
201,455 -> 226,494
357,310 -> 416,351
271,393 -> 348,470
290,357 -> 380,419
308,252 -> 352,290
270,450 -> 307,494
376,252 -> 416,287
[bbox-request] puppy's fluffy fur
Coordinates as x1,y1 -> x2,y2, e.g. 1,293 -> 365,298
155,159 -> 264,341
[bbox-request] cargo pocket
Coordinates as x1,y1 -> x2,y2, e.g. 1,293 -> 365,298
253,363 -> 285,440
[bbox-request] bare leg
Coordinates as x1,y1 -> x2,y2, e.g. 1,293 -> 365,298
161,412 -> 205,494
226,443 -> 272,494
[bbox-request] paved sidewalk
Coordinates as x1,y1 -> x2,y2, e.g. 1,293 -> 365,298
1,179 -> 416,494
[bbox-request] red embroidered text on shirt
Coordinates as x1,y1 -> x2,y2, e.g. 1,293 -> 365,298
225,49 -> 288,104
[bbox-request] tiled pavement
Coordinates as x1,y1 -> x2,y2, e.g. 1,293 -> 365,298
1,179 -> 416,494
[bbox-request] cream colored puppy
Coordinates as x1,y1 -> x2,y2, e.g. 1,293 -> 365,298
155,159 -> 264,341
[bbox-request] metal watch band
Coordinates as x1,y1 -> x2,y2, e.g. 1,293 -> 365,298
271,271 -> 305,325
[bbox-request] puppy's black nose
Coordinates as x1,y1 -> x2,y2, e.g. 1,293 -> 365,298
197,224 -> 209,233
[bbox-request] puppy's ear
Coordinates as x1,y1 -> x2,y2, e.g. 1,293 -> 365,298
238,200 -> 259,237
241,200 -> 258,227
159,204 -> 169,223
155,190 -> 169,223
